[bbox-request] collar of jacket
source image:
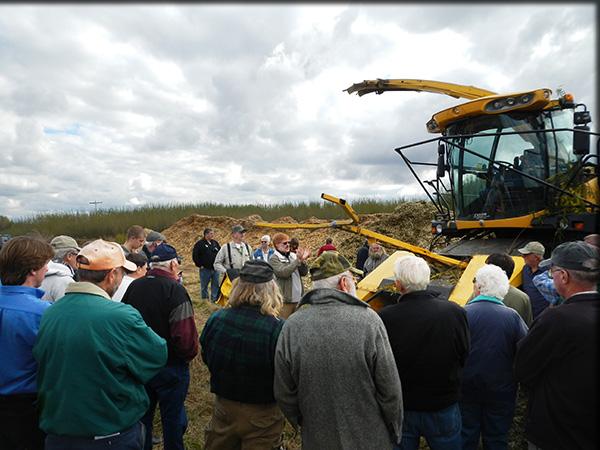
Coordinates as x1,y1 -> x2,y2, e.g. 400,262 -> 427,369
273,249 -> 295,262
298,287 -> 368,308
148,267 -> 178,281
467,294 -> 504,305
64,281 -> 111,300
0,284 -> 45,298
397,289 -> 440,303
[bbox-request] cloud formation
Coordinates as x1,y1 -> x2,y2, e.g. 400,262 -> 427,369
0,4 -> 596,218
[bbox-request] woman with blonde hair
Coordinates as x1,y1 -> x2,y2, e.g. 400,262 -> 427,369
200,260 -> 285,450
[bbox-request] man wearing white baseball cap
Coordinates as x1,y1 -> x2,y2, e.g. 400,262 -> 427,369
517,241 -> 551,319
33,239 -> 167,449
40,235 -> 81,301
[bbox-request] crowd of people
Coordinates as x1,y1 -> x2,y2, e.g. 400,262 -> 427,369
0,223 -> 598,450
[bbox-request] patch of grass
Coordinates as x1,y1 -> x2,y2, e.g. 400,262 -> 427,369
5,197 -> 417,240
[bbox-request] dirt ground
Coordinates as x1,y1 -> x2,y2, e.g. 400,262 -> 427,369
152,201 -> 527,449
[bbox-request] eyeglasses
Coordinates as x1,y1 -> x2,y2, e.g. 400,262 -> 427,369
281,241 -> 291,245
261,241 -> 268,244
548,267 -> 564,279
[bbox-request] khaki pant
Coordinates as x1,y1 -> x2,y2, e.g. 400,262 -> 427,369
279,303 -> 297,320
204,396 -> 284,450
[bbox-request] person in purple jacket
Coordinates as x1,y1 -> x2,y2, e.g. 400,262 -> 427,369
460,264 -> 528,450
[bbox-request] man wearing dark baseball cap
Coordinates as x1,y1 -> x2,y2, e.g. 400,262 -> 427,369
274,251 -> 402,449
33,239 -> 167,448
515,240 -> 599,450
123,243 -> 199,449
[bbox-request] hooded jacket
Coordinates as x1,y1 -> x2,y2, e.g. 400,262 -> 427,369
40,261 -> 75,301
274,288 -> 403,450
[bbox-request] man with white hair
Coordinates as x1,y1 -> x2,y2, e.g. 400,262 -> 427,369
460,264 -> 528,450
515,241 -> 599,450
122,244 -> 199,450
274,251 -> 403,450
40,235 -> 81,301
253,234 -> 274,261
379,254 -> 469,450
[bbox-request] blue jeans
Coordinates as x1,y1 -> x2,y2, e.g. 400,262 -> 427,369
200,268 -> 220,301
142,363 -> 190,450
45,422 -> 145,449
394,403 -> 461,450
459,397 -> 515,450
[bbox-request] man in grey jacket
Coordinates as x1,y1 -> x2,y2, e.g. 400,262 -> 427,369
40,235 -> 80,301
274,251 -> 403,450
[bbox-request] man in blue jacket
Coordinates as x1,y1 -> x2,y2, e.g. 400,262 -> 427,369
0,237 -> 56,449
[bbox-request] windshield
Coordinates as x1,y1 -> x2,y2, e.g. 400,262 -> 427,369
446,109 -> 577,220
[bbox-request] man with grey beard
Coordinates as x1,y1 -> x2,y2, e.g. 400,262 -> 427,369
363,242 -> 389,276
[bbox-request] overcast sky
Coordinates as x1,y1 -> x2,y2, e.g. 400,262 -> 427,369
0,3 -> 596,219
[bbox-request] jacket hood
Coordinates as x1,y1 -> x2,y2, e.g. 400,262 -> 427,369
45,260 -> 74,278
298,287 -> 368,308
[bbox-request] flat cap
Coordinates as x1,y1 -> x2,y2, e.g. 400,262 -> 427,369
239,260 -> 274,283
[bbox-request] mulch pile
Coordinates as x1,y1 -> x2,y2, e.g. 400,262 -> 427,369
160,201 -> 441,280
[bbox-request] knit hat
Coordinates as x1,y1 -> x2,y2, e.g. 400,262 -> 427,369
239,260 -> 275,283
310,251 -> 362,281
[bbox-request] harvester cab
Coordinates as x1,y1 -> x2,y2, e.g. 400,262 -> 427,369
345,79 -> 599,258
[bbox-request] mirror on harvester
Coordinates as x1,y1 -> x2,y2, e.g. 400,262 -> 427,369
573,110 -> 591,155
437,142 -> 446,177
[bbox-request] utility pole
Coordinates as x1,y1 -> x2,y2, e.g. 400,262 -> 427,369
89,200 -> 103,213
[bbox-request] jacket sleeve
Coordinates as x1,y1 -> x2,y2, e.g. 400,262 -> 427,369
455,308 -> 470,367
273,323 -> 302,429
213,246 -> 227,274
192,241 -> 202,268
298,261 -> 308,276
123,307 -> 168,383
369,313 -> 403,444
269,254 -> 301,279
168,287 -> 199,362
514,310 -> 564,388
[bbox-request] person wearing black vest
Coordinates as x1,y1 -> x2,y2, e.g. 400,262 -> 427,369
192,228 -> 221,302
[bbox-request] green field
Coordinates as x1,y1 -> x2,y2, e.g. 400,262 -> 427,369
1,198 -> 414,241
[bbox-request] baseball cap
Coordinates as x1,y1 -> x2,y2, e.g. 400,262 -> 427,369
232,224 -> 246,234
517,241 -> 545,256
309,251 -> 362,281
150,244 -> 181,263
239,260 -> 275,283
539,241 -> 599,272
50,235 -> 81,252
77,239 -> 136,271
146,231 -> 166,243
